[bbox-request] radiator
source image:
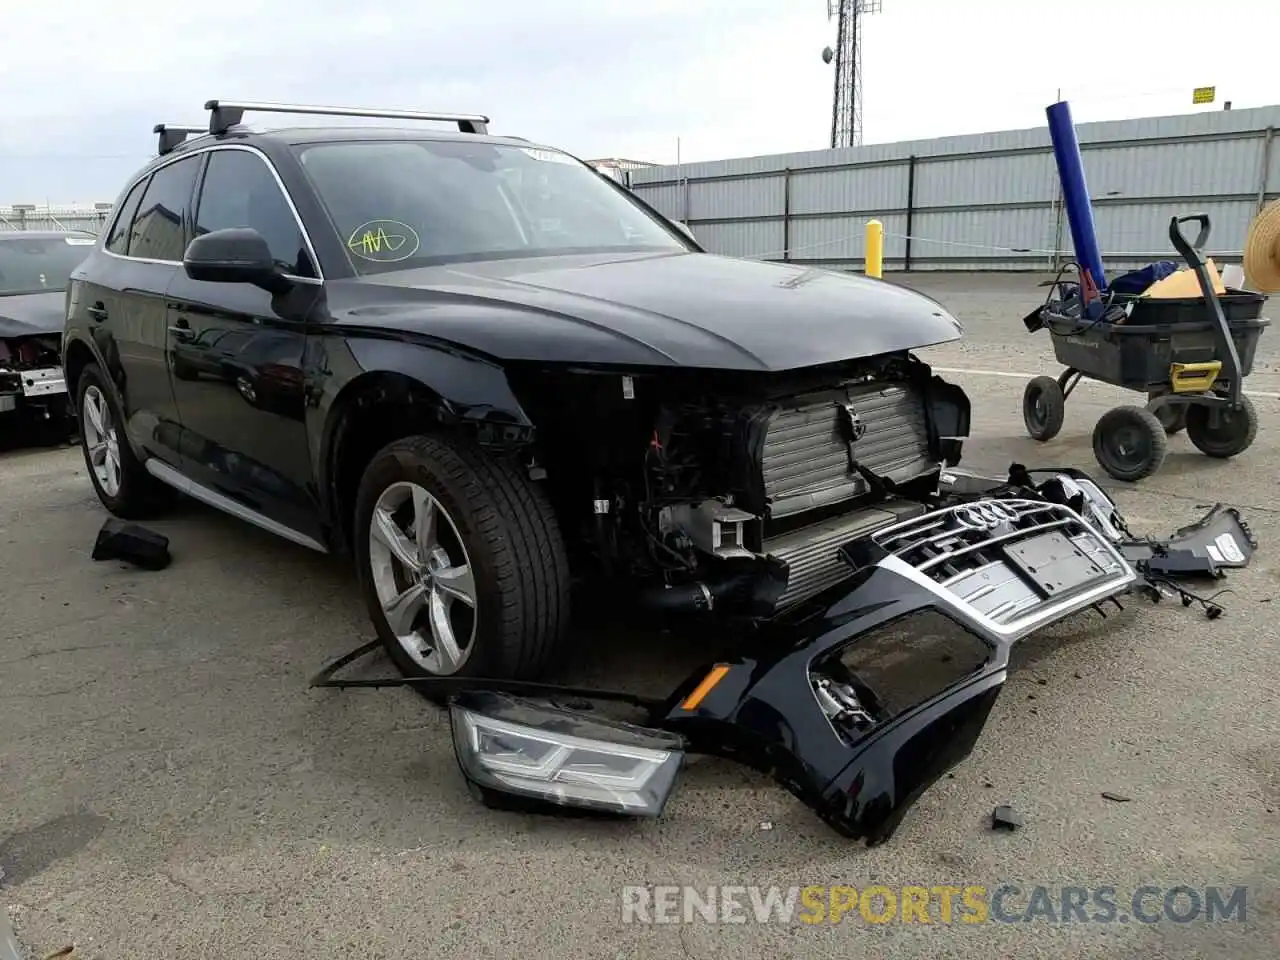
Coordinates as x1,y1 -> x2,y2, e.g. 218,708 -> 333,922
759,382 -> 934,520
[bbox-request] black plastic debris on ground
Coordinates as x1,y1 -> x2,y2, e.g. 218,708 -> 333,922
91,519 -> 171,571
991,805 -> 1023,831
1101,791 -> 1132,803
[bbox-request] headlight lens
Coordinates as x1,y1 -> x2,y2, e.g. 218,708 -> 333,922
449,691 -> 684,817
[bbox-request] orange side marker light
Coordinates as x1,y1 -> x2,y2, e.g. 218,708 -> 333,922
681,664 -> 730,711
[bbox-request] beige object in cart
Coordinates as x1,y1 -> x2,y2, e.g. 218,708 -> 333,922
1143,258 -> 1227,298
1244,199 -> 1280,293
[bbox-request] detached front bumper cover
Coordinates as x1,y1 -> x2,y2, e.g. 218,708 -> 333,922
313,465 -> 1257,845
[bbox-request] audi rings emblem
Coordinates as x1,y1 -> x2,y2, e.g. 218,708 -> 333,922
952,500 -> 1020,531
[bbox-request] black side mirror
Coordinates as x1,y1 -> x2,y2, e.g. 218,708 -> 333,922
183,228 -> 291,294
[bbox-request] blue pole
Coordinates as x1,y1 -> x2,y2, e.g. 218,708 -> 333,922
1046,100 -> 1107,291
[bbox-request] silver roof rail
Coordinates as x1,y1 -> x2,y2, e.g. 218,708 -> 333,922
203,100 -> 490,136
154,124 -> 211,156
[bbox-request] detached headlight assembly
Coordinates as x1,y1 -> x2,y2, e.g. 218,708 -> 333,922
449,690 -> 685,818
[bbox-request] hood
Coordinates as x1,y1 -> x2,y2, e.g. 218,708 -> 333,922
0,290 -> 66,339
332,252 -> 963,370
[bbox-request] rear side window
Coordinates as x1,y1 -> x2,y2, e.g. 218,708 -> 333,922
194,150 -> 314,278
129,156 -> 201,263
105,177 -> 148,255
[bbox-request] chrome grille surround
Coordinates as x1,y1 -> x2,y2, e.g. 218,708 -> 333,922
861,498 -> 1138,642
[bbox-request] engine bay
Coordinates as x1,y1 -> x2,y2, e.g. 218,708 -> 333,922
509,354 -> 971,619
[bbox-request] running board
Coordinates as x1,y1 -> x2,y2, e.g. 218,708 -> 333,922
144,459 -> 329,554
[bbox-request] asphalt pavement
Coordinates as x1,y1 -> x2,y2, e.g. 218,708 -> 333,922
2,273 -> 1277,959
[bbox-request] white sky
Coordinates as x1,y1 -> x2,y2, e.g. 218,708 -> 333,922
2,0 -> 1278,200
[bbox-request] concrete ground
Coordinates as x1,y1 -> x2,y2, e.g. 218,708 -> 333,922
2,273 -> 1278,959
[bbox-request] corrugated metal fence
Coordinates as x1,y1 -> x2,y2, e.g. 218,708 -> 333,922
628,105 -> 1280,272
0,203 -> 113,234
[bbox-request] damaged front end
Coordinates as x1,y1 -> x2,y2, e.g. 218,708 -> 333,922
0,332 -> 68,421
314,466 -> 1257,844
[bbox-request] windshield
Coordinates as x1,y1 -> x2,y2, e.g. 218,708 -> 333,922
294,140 -> 687,274
0,234 -> 95,296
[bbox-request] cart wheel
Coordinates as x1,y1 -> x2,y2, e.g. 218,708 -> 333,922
1148,392 -> 1187,435
1022,376 -> 1066,442
1092,406 -> 1168,482
1185,395 -> 1258,458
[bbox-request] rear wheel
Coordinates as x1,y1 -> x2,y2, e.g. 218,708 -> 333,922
1148,392 -> 1187,435
75,364 -> 172,518
1185,395 -> 1258,458
1092,405 -> 1167,482
1023,376 -> 1066,441
353,434 -> 572,683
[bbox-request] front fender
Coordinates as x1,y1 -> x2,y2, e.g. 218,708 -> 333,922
308,332 -> 536,538
315,332 -> 534,433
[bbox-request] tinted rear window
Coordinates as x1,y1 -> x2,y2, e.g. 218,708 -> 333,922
129,155 -> 201,262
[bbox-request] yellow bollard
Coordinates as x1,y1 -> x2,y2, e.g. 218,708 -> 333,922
865,219 -> 884,279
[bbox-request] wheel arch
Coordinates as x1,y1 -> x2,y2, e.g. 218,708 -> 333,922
315,338 -> 537,554
61,335 -> 99,415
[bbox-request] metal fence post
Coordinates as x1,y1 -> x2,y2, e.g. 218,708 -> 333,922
1258,127 -> 1275,213
904,155 -> 917,272
782,167 -> 792,262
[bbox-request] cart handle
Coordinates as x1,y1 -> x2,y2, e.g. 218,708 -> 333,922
1169,214 -> 1210,268
1165,212 -> 1245,404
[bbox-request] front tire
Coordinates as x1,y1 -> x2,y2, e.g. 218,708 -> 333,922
353,434 -> 572,682
75,363 -> 171,518
1092,405 -> 1167,482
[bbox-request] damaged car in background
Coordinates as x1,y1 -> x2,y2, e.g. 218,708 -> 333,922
0,230 -> 96,437
62,101 -> 1262,844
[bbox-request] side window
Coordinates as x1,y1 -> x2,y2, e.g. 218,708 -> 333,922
130,156 -> 201,262
195,150 -> 314,278
104,177 -> 148,255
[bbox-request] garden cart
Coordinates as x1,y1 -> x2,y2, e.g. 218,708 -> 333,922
1021,214 -> 1269,481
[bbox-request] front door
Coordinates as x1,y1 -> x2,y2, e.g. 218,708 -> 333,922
166,146 -> 324,542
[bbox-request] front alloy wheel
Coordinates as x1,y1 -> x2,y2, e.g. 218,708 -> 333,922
368,481 -> 478,675
354,433 -> 572,683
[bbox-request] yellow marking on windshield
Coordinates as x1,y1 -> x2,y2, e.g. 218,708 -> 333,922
346,220 -> 421,263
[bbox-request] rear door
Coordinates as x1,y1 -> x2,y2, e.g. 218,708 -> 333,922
165,146 -> 324,543
81,156 -> 202,466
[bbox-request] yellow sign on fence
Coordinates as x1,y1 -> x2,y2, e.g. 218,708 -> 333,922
1192,86 -> 1216,105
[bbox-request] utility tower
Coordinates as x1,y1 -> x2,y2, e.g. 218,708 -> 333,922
823,0 -> 883,148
